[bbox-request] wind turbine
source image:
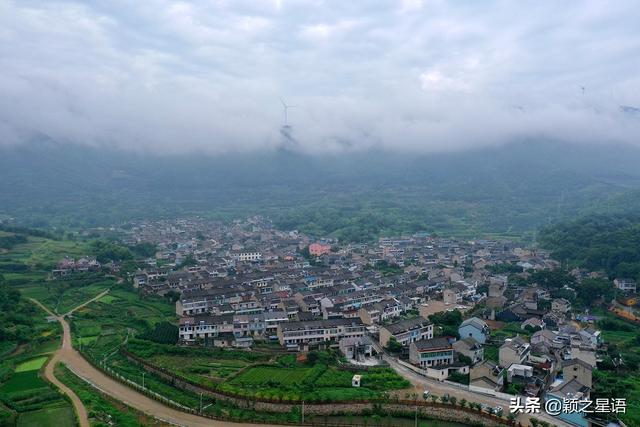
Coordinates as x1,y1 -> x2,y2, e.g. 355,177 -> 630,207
279,97 -> 297,126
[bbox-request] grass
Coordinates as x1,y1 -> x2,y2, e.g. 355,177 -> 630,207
76,336 -> 99,346
229,366 -> 312,387
55,283 -> 112,313
484,344 -> 499,363
220,363 -> 409,402
0,371 -> 48,394
30,338 -> 61,356
97,294 -> 118,304
0,236 -> 90,268
151,354 -> 248,384
0,341 -> 17,357
55,362 -> 156,427
17,279 -> 114,314
15,357 -> 48,373
16,405 -> 75,427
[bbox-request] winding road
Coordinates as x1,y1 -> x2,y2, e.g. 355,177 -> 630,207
32,293 -> 277,427
33,290 -> 567,427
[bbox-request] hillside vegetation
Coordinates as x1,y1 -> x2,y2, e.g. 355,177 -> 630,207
4,141 -> 640,241
540,213 -> 640,281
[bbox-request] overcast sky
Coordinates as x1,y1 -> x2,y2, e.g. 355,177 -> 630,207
1,0 -> 639,154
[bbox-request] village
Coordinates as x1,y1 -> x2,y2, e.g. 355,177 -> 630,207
53,216 -> 631,427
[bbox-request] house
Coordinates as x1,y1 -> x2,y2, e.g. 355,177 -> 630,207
452,337 -> 484,364
443,284 -> 466,304
277,318 -> 365,350
521,317 -> 545,331
531,330 -> 558,348
458,317 -> 490,344
551,298 -> 571,314
443,289 -> 458,305
542,311 -> 565,330
379,317 -> 433,348
235,252 -> 262,262
561,358 -> 592,388
506,364 -> 533,382
409,337 -> 454,368
470,360 -> 504,392
358,299 -> 402,325
309,243 -> 332,257
179,315 -> 234,345
614,278 -> 636,293
339,336 -> 375,362
546,378 -> 590,427
499,336 -> 530,368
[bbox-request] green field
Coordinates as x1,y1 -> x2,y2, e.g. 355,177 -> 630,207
230,366 -> 312,387
76,336 -> 99,346
219,362 -> 409,402
97,294 -> 118,304
152,354 -> 249,384
0,371 -> 48,394
15,357 -> 48,373
0,236 -> 90,268
71,287 -> 178,367
55,363 -> 155,427
16,405 -> 75,427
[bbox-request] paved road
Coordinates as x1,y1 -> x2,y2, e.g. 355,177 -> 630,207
382,353 -> 570,427
33,290 -> 568,427
33,296 -> 278,427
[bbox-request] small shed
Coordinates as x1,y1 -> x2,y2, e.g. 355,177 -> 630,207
352,374 -> 361,387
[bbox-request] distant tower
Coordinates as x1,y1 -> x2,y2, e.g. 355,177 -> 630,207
279,98 -> 298,150
279,97 -> 296,127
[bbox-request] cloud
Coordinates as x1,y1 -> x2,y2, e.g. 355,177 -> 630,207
0,0 -> 638,154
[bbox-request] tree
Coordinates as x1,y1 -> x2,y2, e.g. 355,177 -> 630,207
165,290 -> 181,303
177,254 -> 197,269
129,242 -> 157,258
528,270 -> 576,289
386,337 -> 403,353
577,278 -> 615,306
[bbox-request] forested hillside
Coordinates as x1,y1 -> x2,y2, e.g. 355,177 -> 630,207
539,213 -> 640,281
3,140 -> 640,241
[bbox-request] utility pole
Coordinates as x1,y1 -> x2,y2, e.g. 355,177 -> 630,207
142,372 -> 145,389
200,392 -> 203,414
301,400 -> 305,424
415,405 -> 418,427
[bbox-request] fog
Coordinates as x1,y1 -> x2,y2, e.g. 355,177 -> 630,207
1,0 -> 639,154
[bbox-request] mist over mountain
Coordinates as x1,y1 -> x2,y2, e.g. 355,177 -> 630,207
3,140 -> 640,241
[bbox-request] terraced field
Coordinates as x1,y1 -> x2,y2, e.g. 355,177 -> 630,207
229,366 -> 312,386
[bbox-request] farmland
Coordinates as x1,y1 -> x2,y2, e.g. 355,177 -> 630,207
67,285 -> 178,362
220,363 -> 407,402
15,405 -> 75,427
14,358 -> 48,374
229,365 -> 313,387
0,347 -> 75,427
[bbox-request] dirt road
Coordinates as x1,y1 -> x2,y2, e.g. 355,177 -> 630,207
32,298 -> 91,427
33,296 -> 277,427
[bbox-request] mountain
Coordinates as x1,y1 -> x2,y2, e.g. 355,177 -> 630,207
2,140 -> 640,241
